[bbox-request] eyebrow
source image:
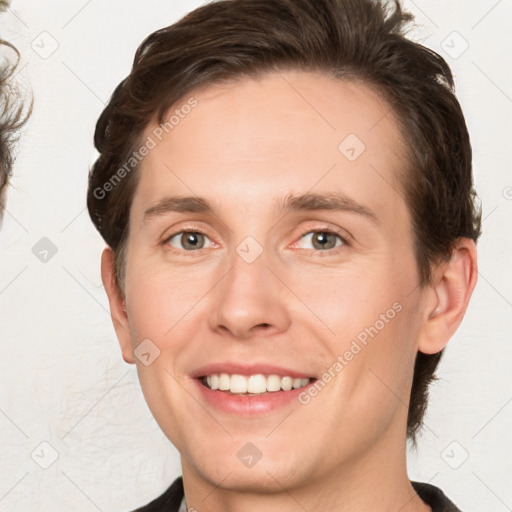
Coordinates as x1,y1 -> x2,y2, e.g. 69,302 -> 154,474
142,192 -> 378,224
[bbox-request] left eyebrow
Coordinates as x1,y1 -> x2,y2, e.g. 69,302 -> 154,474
277,192 -> 378,223
142,191 -> 378,225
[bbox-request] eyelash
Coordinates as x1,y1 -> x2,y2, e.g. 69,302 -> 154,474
162,226 -> 349,256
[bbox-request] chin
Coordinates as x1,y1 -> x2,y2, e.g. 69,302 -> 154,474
189,456 -> 307,494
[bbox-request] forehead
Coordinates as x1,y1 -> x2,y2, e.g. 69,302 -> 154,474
133,70 -> 407,222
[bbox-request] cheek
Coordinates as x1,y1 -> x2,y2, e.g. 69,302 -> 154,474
297,258 -> 420,402
337,291 -> 422,424
331,309 -> 419,429
124,259 -> 212,341
282,258 -> 409,339
123,263 -> 207,439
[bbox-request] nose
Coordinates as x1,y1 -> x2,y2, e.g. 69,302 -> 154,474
208,245 -> 291,340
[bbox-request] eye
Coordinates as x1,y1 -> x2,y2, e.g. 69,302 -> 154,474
163,228 -> 347,254
296,230 -> 345,251
166,231 -> 212,251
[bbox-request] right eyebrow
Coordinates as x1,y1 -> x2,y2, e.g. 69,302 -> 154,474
143,196 -> 214,223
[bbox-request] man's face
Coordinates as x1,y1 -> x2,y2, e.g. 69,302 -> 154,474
117,70 -> 427,491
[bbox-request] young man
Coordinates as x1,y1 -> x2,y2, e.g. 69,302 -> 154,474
87,0 -> 481,510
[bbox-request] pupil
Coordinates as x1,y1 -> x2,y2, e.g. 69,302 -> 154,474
183,232 -> 203,250
314,232 -> 334,249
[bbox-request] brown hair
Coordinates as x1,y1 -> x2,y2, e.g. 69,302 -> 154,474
0,36 -> 30,216
87,0 -> 481,443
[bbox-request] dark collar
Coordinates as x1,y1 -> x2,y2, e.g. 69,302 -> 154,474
411,481 -> 462,511
132,476 -> 184,511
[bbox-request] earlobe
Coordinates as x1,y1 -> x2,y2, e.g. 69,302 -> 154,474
417,239 -> 478,355
100,247 -> 135,364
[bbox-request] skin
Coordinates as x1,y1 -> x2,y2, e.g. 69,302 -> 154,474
101,70 -> 477,512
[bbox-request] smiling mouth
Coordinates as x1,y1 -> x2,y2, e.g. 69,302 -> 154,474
200,373 -> 315,395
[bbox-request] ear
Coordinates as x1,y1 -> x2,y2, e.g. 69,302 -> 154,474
417,238 -> 478,355
101,247 -> 135,364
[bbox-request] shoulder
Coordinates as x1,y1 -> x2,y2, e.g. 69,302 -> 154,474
411,481 -> 462,512
129,476 -> 184,512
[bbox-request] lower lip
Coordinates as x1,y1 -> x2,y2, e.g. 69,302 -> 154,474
194,379 -> 315,416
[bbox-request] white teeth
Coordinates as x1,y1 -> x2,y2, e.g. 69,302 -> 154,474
281,376 -> 293,391
247,374 -> 267,393
203,373 -> 312,394
230,374 -> 247,393
218,373 -> 230,391
266,374 -> 281,392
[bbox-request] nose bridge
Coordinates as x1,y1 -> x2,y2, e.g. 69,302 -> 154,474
208,236 -> 290,338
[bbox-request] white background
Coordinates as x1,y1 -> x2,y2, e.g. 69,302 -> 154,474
0,1 -> 511,510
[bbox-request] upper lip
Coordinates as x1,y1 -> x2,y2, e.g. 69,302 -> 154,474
191,362 -> 315,379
